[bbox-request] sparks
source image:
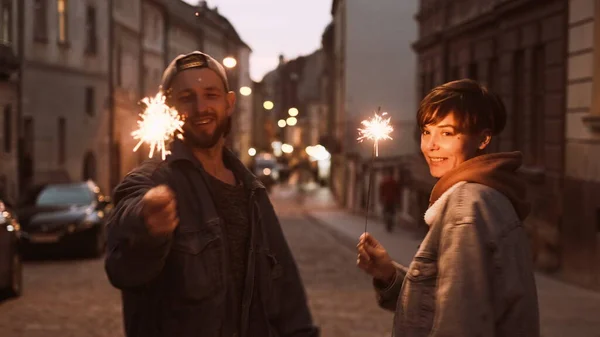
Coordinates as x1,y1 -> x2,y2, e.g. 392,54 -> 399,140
357,110 -> 394,157
131,92 -> 184,160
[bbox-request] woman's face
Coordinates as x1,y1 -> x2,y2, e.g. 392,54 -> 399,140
420,112 -> 490,178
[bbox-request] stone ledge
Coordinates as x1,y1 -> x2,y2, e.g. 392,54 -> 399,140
582,114 -> 600,133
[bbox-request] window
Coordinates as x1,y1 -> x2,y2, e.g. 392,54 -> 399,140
3,105 -> 11,153
1,2 -> 11,44
23,117 -> 33,155
85,5 -> 97,54
487,57 -> 498,90
531,44 -> 545,166
450,66 -> 460,80
116,44 -> 122,87
57,0 -> 68,44
513,50 -> 525,153
468,62 -> 478,81
154,14 -> 160,40
34,0 -> 47,41
85,87 -> 94,116
36,185 -> 94,206
597,208 -> 600,233
58,117 -> 66,165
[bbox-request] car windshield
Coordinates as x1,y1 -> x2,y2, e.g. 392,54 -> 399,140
36,185 -> 94,207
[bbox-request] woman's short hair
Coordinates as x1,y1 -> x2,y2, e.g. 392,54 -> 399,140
417,79 -> 507,135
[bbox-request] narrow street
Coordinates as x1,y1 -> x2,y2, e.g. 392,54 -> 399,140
0,185 -> 393,337
3,183 -> 599,336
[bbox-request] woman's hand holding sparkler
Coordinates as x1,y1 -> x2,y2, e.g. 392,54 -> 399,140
141,185 -> 179,237
357,233 -> 396,285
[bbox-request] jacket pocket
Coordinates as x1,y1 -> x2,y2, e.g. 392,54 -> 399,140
170,224 -> 224,301
400,257 -> 437,329
258,249 -> 283,318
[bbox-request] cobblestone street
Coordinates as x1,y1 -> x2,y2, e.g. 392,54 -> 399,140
0,185 -> 393,337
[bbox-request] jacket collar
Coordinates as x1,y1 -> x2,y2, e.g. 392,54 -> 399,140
424,181 -> 466,226
166,139 -> 265,191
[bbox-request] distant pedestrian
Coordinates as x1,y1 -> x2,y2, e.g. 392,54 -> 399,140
105,51 -> 318,337
378,168 -> 399,232
357,79 -> 540,336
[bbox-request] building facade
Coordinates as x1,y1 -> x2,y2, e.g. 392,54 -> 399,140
563,0 -> 600,289
411,0 -> 572,282
141,0 -> 166,97
0,0 -> 20,204
197,3 -> 253,164
330,0 -> 419,212
111,0 -> 143,188
21,0 -> 111,193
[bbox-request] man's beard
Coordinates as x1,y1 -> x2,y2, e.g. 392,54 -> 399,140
181,115 -> 231,149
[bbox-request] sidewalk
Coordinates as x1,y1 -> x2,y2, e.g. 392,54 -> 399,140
304,192 -> 600,337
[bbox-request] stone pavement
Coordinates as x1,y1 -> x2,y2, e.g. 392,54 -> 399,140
302,187 -> 600,337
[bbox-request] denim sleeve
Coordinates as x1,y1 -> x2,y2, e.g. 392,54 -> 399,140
429,220 -> 494,337
258,192 -> 320,337
373,262 -> 407,312
104,163 -> 173,289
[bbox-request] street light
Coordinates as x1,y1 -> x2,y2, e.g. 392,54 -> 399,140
288,107 -> 298,117
282,143 -> 294,154
263,101 -> 274,110
277,119 -> 286,128
223,57 -> 237,68
286,117 -> 297,126
240,86 -> 252,96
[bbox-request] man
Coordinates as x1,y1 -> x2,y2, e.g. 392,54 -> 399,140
105,51 -> 319,337
378,169 -> 399,232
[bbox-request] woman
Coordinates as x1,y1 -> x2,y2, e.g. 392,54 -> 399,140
357,79 -> 539,336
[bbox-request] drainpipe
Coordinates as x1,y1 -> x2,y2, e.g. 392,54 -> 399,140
108,0 -> 115,191
16,0 -> 25,196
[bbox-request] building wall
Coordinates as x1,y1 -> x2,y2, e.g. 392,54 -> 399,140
563,0 -> 600,289
236,46 -> 252,165
331,0 -> 419,210
0,83 -> 18,203
167,23 -> 199,62
142,1 -> 165,96
112,0 -> 143,181
0,0 -> 21,203
203,28 -> 226,63
413,0 -> 571,281
344,0 -> 418,158
22,0 -> 111,194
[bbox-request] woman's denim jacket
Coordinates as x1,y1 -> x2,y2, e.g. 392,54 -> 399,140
375,182 -> 540,337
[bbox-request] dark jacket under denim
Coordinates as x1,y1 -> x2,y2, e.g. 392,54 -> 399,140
105,140 -> 318,337
375,182 -> 540,337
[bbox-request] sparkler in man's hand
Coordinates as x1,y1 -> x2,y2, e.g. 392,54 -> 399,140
131,92 -> 184,160
357,107 -> 394,234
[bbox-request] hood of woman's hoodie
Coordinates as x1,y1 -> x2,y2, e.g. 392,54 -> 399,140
428,151 -> 531,220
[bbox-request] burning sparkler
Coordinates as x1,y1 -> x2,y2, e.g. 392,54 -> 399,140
357,109 -> 394,156
357,107 -> 394,233
131,92 -> 184,160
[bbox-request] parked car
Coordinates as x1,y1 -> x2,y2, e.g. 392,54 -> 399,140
19,181 -> 112,257
0,199 -> 23,298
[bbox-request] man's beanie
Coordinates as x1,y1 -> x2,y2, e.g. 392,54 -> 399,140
160,51 -> 230,92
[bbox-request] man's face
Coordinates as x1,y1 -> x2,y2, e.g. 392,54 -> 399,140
169,67 -> 236,149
